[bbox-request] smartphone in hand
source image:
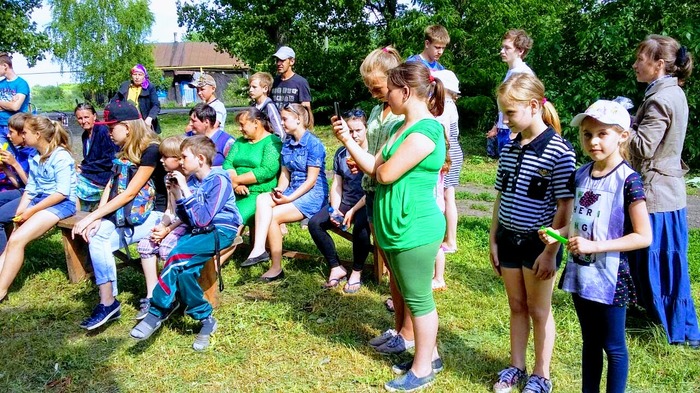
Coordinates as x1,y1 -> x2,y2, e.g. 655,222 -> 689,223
333,102 -> 341,121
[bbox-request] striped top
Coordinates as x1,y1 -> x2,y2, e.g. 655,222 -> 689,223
495,127 -> 576,232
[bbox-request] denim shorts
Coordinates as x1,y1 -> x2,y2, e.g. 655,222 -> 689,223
29,193 -> 76,220
496,225 -> 562,270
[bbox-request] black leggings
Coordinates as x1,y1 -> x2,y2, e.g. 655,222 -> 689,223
308,203 -> 371,272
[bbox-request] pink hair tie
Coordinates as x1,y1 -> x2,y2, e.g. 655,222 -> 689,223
542,98 -> 548,105
382,47 -> 389,53
429,74 -> 435,83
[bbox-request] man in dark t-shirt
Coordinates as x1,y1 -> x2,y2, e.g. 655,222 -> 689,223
270,46 -> 314,128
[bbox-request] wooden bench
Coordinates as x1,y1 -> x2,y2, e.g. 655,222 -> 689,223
56,211 -> 239,307
55,213 -> 386,304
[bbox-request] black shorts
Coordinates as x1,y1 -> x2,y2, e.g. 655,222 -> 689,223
496,225 -> 563,270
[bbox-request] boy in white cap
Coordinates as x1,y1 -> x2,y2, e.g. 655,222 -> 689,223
270,46 -> 313,128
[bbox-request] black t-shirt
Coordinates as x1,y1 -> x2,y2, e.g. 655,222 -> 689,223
140,143 -> 168,212
271,73 -> 312,109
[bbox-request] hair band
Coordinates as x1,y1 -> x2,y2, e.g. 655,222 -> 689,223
542,98 -> 548,105
429,74 -> 435,83
382,47 -> 389,53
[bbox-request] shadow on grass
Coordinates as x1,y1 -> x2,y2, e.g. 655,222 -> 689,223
0,304 -> 124,392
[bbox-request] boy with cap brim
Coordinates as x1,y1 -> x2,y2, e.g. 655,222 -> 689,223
270,46 -> 314,128
188,73 -> 227,131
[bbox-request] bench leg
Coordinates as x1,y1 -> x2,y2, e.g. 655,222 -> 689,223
198,244 -> 239,309
372,244 -> 387,284
60,228 -> 91,283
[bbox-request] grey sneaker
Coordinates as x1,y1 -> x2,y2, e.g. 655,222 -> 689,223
375,333 -> 414,355
370,328 -> 397,347
392,358 -> 444,375
134,298 -> 151,320
193,315 -> 218,351
522,374 -> 552,393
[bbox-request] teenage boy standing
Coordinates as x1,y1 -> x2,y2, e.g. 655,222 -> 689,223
0,53 -> 30,145
407,25 -> 451,71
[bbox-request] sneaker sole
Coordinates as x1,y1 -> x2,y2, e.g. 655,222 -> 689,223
384,378 -> 434,392
85,308 -> 121,331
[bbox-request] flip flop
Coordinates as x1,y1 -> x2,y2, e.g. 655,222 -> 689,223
343,281 -> 362,294
321,275 -> 346,290
440,245 -> 457,254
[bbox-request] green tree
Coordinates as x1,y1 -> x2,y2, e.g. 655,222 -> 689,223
0,0 -> 51,65
47,0 -> 159,102
177,0 -> 406,114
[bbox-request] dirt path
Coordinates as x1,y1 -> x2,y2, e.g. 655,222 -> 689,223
455,184 -> 700,229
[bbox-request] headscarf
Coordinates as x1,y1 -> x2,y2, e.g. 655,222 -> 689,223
131,64 -> 150,89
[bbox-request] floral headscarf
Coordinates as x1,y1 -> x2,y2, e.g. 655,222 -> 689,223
131,64 -> 150,89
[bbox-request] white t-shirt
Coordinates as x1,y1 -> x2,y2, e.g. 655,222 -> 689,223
496,62 -> 534,130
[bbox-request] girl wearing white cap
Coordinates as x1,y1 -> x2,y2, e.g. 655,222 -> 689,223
541,100 -> 652,393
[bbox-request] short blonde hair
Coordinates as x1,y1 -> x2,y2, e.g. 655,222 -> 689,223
250,72 -> 274,94
425,25 -> 450,45
160,135 -> 185,158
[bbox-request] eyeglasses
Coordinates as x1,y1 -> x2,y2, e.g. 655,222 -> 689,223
343,109 -> 366,119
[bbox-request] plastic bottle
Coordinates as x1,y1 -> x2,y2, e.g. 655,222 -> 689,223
328,206 -> 347,231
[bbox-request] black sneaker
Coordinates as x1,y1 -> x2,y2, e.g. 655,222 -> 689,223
134,298 -> 151,320
80,300 -> 121,330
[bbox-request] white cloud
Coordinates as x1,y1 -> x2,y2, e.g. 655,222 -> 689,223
12,0 -> 187,87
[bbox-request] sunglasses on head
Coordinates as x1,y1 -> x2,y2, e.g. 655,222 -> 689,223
343,109 -> 366,119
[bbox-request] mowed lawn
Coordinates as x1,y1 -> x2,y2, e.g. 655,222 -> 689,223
0,113 -> 698,392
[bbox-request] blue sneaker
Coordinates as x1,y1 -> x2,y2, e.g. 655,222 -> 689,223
375,333 -> 414,355
384,370 -> 435,392
80,300 -> 121,330
522,374 -> 552,393
392,358 -> 444,375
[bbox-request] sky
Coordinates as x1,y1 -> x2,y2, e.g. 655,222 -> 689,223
13,1 -> 188,87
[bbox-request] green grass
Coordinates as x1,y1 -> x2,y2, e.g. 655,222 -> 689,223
456,191 -> 497,202
1,219 -> 699,392
2,114 -> 698,391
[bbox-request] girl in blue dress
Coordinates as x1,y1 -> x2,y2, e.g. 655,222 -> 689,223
242,103 -> 327,281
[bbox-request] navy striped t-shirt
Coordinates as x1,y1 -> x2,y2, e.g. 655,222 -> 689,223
495,127 -> 576,232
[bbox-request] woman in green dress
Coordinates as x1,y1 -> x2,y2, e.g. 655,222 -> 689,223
223,108 -> 282,226
337,61 -> 446,392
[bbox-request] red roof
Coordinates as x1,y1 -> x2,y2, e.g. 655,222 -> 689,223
152,42 -> 248,71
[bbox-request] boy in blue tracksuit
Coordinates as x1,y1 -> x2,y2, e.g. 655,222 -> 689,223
130,135 -> 241,351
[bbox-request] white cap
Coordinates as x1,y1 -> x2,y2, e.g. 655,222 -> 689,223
570,100 -> 631,130
431,70 -> 460,94
272,46 -> 296,60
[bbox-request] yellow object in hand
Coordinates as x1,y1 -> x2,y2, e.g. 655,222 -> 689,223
1,143 -> 8,150
12,215 -> 21,222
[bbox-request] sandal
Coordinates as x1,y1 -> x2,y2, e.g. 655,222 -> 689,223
321,275 -> 346,289
130,313 -> 163,341
432,279 -> 447,292
343,281 -> 362,294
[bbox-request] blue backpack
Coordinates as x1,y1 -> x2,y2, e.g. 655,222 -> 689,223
109,158 -> 155,227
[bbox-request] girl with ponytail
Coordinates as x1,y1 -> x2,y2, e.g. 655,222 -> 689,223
0,116 -> 76,303
491,73 -> 576,393
336,61 -> 447,391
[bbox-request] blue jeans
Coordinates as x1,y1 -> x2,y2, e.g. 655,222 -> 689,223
89,211 -> 163,296
0,189 -> 23,253
572,294 -> 628,393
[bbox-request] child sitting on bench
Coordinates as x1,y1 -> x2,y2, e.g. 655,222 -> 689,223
130,135 -> 241,351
